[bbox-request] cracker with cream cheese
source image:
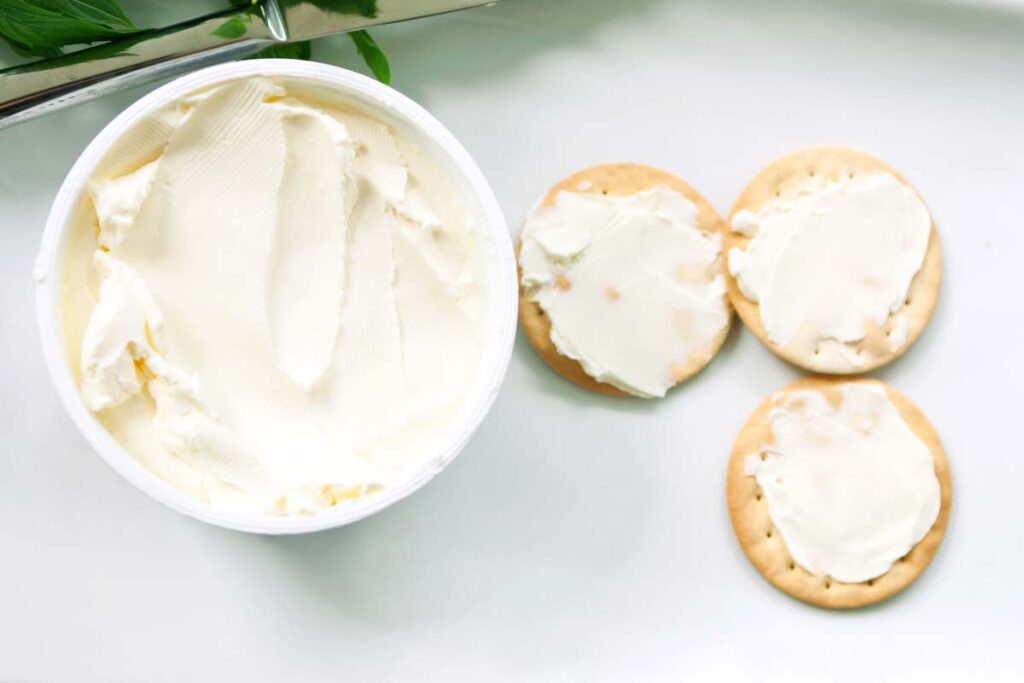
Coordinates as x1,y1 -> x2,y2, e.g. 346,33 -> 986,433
518,164 -> 733,397
725,148 -> 942,374
726,377 -> 952,609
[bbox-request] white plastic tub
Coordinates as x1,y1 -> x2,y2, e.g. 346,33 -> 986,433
34,60 -> 517,534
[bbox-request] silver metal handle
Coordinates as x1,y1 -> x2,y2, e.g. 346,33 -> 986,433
0,6 -> 281,131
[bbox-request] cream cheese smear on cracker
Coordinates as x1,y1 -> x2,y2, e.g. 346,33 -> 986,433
728,173 -> 931,369
745,383 -> 940,583
62,77 -> 491,516
519,186 -> 729,398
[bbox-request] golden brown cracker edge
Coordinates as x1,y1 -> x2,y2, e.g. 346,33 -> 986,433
724,148 -> 942,375
517,163 -> 733,397
726,376 -> 952,609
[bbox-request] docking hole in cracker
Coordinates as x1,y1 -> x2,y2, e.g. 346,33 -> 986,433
517,164 -> 733,398
726,377 -> 952,609
725,148 -> 942,374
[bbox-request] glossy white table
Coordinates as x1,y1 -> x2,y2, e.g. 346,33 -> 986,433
2,0 -> 1022,679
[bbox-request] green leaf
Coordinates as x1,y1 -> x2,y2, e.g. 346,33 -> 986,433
2,28 -> 145,72
0,0 -> 136,56
349,30 -> 389,85
15,1 -> 133,29
1,34 -> 58,57
247,40 -> 312,60
58,0 -> 133,29
211,14 -> 248,39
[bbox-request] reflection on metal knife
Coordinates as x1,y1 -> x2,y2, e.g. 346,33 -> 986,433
0,0 -> 496,130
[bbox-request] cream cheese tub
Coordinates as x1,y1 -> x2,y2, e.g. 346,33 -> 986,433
35,61 -> 517,534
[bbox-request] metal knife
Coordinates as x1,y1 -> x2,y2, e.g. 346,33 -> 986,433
0,0 -> 495,131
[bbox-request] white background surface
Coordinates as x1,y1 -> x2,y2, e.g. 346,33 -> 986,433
2,0 -> 1023,680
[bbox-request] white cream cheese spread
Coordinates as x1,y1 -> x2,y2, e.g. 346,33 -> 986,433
745,383 -> 941,583
728,173 -> 931,368
519,186 -> 730,398
64,77 -> 491,516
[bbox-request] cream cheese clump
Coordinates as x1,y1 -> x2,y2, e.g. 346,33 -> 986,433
728,173 -> 931,368
71,77 -> 489,516
745,383 -> 940,583
519,186 -> 729,398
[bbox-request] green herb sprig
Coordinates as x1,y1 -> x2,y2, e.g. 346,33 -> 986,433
0,1 -> 135,57
0,0 -> 391,84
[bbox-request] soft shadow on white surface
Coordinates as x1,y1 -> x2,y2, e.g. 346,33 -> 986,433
242,321 -> 747,609
2,0 -> 1024,680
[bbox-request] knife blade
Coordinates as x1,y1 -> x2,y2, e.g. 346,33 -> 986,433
0,0 -> 496,130
275,0 -> 496,42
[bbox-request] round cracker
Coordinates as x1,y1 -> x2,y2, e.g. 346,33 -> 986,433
725,148 -> 942,374
726,376 -> 952,609
518,163 -> 733,397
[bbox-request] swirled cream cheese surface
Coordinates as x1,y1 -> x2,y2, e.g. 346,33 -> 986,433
745,383 -> 940,583
62,77 -> 490,515
729,173 -> 930,367
519,186 -> 729,398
